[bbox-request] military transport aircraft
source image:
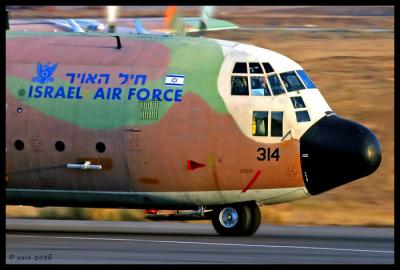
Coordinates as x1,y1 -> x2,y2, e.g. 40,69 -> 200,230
5,6 -> 381,236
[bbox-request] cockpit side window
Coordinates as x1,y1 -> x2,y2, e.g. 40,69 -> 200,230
290,96 -> 306,109
267,74 -> 286,95
231,76 -> 249,95
250,76 -> 271,96
296,110 -> 311,122
232,62 -> 247,73
296,70 -> 316,89
252,111 -> 268,136
249,63 -> 263,74
280,71 -> 305,92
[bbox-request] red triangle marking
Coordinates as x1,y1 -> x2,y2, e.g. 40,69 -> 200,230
187,160 -> 206,170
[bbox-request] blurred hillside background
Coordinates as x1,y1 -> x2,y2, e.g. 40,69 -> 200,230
6,5 -> 394,226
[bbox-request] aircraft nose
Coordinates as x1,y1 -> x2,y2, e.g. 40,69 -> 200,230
300,114 -> 381,195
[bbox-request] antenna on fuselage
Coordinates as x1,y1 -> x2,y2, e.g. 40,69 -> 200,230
164,6 -> 184,35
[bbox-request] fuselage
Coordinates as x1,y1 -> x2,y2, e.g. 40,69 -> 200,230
5,31 -> 381,209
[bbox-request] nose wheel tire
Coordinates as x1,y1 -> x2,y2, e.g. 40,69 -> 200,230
212,203 -> 261,236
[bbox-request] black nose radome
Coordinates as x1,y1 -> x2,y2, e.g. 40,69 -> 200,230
300,114 -> 381,195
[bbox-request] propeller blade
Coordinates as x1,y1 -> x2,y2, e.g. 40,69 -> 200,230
134,19 -> 148,34
107,6 -> 119,33
200,6 -> 215,30
67,19 -> 85,33
164,6 -> 184,35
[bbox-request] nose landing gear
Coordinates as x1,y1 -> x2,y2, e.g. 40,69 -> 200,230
211,202 -> 261,236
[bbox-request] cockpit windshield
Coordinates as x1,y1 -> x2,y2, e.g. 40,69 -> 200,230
267,74 -> 285,95
296,70 -> 316,89
251,76 -> 271,96
280,71 -> 305,92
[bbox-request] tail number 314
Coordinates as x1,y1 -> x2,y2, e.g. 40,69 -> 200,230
257,147 -> 280,161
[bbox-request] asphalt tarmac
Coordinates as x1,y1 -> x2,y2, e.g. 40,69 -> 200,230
6,219 -> 394,264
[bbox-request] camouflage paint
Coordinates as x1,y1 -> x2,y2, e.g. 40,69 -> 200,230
6,91 -> 304,193
6,32 -> 227,130
6,31 -> 305,208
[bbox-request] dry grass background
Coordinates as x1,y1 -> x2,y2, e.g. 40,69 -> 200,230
6,6 -> 394,226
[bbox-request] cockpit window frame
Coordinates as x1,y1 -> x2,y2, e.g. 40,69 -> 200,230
232,62 -> 300,97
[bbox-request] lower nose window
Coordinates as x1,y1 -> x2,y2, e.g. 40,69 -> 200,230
271,112 -> 283,137
252,111 -> 268,136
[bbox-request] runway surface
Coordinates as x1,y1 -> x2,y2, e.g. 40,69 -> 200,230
6,219 -> 394,264
238,27 -> 394,33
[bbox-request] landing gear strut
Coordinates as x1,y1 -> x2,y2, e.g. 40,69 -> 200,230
211,203 -> 261,236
